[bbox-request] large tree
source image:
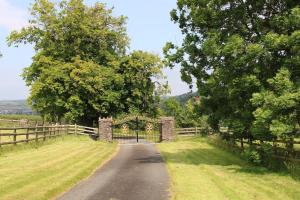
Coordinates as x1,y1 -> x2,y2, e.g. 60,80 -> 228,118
8,0 -> 165,124
118,50 -> 165,115
164,1 -> 300,140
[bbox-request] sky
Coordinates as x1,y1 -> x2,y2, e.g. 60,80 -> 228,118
0,0 -> 190,100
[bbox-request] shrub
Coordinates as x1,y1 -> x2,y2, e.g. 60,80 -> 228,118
242,148 -> 262,165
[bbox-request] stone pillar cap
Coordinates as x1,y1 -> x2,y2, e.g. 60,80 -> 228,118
99,117 -> 113,121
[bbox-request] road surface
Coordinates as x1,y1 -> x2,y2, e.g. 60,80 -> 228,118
58,143 -> 170,200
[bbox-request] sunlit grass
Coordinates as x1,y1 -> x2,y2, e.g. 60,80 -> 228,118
157,136 -> 300,200
0,114 -> 42,121
0,135 -> 117,200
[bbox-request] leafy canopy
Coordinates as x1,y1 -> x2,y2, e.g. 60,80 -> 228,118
165,0 -> 300,140
161,96 -> 207,128
8,0 -> 165,124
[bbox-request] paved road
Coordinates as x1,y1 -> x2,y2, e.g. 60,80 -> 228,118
58,143 -> 170,200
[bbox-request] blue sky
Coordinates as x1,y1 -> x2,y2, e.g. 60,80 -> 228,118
0,0 -> 190,100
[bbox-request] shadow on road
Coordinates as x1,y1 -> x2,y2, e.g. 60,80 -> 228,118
135,153 -> 164,164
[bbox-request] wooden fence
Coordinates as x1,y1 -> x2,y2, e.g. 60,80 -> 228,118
71,125 -> 98,137
176,126 -> 300,162
175,127 -> 204,136
0,124 -> 98,147
227,136 -> 300,162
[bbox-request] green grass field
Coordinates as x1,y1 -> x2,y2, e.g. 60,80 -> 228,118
0,114 -> 42,121
0,114 -> 43,128
157,137 -> 300,200
0,135 -> 117,200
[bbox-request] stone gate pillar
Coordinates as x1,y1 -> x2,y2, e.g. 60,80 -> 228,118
161,117 -> 175,141
99,117 -> 113,142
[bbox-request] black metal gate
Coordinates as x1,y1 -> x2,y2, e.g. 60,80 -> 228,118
112,116 -> 161,143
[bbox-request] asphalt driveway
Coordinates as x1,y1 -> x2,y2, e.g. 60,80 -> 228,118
58,143 -> 170,200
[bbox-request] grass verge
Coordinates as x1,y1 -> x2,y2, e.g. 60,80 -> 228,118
0,135 -> 117,200
157,136 -> 300,200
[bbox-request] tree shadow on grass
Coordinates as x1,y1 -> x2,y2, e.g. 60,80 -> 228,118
160,147 -> 290,177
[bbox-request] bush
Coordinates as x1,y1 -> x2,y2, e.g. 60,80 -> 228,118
242,148 -> 262,165
259,143 -> 273,164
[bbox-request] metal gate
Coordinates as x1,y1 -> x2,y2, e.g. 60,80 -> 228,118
112,116 -> 161,143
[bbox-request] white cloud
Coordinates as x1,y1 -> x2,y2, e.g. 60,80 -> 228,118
0,0 -> 28,31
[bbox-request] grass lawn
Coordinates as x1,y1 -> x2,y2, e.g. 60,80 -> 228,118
0,135 -> 117,200
157,137 -> 300,200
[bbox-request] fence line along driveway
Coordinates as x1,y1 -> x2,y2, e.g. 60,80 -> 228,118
58,143 -> 170,200
0,124 -> 98,146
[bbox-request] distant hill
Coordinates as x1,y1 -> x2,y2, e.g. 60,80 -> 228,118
0,94 -> 198,115
173,92 -> 198,105
162,92 -> 198,105
0,100 -> 33,115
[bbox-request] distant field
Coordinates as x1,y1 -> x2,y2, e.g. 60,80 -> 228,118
0,100 -> 32,114
0,114 -> 43,128
0,135 -> 117,200
157,137 -> 300,200
0,114 -> 42,121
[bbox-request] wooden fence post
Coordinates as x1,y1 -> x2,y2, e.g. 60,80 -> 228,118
47,126 -> 50,138
13,129 -> 17,145
75,124 -> 77,135
50,124 -> 54,135
55,123 -> 58,136
43,126 -> 46,141
35,124 -> 38,142
26,128 -> 29,143
56,124 -> 59,135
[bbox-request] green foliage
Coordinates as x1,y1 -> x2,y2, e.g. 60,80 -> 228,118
118,51 -> 165,115
242,148 -> 262,165
165,1 -> 300,140
7,0 -> 165,124
251,68 -> 300,139
172,92 -> 198,105
28,57 -> 123,122
161,97 -> 181,117
161,96 -> 208,128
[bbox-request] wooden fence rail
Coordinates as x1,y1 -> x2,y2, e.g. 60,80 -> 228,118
71,125 -> 98,136
177,126 -> 300,162
0,124 -> 99,147
175,127 -> 206,136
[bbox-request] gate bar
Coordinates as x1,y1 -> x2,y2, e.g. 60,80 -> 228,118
136,116 -> 139,143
